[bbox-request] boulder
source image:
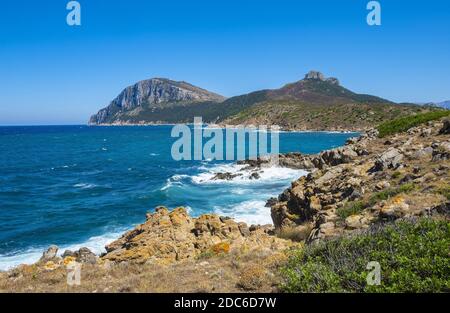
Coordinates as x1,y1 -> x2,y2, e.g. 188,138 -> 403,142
439,118 -> 450,134
40,245 -> 59,262
371,147 -> 404,171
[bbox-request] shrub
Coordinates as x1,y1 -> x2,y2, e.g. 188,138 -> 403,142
436,186 -> 450,200
275,224 -> 313,242
279,218 -> 450,293
237,264 -> 267,290
338,184 -> 416,219
377,110 -> 450,138
337,201 -> 365,219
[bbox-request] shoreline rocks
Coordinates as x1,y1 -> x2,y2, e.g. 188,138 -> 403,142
101,207 -> 294,265
269,118 -> 450,243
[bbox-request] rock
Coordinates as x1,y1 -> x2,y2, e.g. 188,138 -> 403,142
420,128 -> 432,137
211,172 -> 242,180
238,223 -> 251,237
345,214 -> 368,230
432,142 -> 450,161
439,118 -> 450,134
375,181 -> 391,190
325,77 -> 340,85
102,207 -> 293,265
40,245 -> 59,261
62,248 -> 97,264
265,197 -> 278,208
61,250 -> 76,258
76,248 -> 97,264
249,172 -> 260,180
413,146 -> 433,159
371,147 -> 404,171
304,70 -> 325,81
379,196 -> 410,220
319,146 -> 358,167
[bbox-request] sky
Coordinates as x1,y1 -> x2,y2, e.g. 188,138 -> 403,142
0,0 -> 449,125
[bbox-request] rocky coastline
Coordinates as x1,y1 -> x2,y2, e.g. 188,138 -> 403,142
1,117 -> 449,292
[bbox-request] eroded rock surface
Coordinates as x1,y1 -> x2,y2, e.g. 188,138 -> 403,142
102,207 -> 293,265
270,118 -> 450,242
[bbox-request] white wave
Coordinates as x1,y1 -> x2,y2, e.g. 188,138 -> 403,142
214,200 -> 272,226
73,183 -> 97,189
0,228 -> 129,271
149,153 -> 159,156
191,162 -> 306,185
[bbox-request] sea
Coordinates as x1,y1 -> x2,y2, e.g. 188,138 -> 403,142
0,125 -> 357,270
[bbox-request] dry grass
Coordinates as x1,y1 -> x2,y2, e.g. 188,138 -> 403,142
275,224 -> 313,242
0,248 -> 289,293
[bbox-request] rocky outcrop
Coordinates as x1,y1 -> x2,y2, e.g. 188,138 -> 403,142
61,247 -> 97,264
270,118 -> 450,242
304,71 -> 326,81
89,78 -> 226,125
102,207 -> 293,265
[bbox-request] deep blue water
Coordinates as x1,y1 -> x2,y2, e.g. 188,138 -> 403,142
0,125 -> 356,270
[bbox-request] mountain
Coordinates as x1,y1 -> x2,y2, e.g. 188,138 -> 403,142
89,71 -> 433,130
437,101 -> 450,109
89,78 -> 226,125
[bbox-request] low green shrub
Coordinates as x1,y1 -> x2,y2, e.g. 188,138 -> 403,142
279,218 -> 450,293
377,110 -> 450,138
337,183 -> 416,219
337,201 -> 365,219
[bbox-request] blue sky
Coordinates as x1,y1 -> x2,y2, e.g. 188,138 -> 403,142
0,0 -> 449,125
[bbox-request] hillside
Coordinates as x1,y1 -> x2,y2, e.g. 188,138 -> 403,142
89,71 -> 434,130
222,71 -> 428,131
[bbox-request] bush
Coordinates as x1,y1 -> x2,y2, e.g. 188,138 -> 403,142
437,186 -> 450,200
279,218 -> 450,293
337,183 -> 416,219
377,110 -> 450,138
337,201 -> 365,219
275,224 -> 313,242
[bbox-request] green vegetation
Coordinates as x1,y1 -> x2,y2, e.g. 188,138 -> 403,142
337,201 -> 365,219
280,218 -> 450,292
436,186 -> 450,200
337,183 -> 415,219
377,110 -> 450,138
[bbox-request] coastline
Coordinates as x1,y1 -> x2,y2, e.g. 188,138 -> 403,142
88,121 -> 363,133
1,116 -> 449,293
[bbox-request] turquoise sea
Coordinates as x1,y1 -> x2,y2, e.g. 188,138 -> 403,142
0,125 -> 356,270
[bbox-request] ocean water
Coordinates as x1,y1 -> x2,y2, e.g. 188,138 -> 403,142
0,125 -> 356,270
